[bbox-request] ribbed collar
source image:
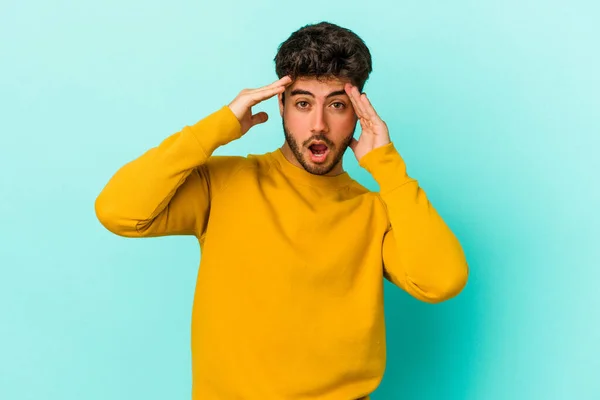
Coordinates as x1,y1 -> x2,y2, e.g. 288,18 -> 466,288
268,148 -> 354,189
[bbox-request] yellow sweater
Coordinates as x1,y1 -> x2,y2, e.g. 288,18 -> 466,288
95,105 -> 469,399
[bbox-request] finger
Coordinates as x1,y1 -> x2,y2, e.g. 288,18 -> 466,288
246,77 -> 290,102
251,111 -> 268,126
345,83 -> 366,119
360,93 -> 380,120
246,85 -> 286,106
277,75 -> 293,86
353,87 -> 370,119
349,137 -> 359,152
257,75 -> 293,92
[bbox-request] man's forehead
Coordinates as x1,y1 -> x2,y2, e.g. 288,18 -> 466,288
288,76 -> 349,94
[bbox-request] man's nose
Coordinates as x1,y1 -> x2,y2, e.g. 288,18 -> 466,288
311,107 -> 329,133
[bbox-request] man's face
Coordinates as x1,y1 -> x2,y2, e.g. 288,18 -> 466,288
278,76 -> 358,176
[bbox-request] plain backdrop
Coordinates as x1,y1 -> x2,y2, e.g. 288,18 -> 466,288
1,0 -> 598,399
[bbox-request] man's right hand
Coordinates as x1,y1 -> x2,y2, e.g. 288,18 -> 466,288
228,75 -> 293,136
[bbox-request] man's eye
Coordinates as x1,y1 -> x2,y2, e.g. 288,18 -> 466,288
296,101 -> 309,108
331,102 -> 346,109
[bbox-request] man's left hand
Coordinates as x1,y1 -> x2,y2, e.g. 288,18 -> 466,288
345,83 -> 391,162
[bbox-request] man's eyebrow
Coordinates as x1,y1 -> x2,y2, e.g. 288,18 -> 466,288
289,89 -> 348,98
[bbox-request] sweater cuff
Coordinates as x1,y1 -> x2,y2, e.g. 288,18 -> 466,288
189,105 -> 242,157
358,142 -> 414,193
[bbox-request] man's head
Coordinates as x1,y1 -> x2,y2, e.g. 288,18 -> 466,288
274,22 -> 373,176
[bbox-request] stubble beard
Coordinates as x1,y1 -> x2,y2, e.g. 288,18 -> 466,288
282,117 -> 356,176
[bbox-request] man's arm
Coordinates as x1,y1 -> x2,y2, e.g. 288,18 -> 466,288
94,106 -> 242,238
359,143 -> 469,303
95,76 -> 292,238
344,83 -> 468,303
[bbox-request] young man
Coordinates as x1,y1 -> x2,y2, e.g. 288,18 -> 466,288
95,22 -> 468,400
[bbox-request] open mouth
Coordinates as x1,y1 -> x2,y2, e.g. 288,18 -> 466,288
308,143 -> 330,163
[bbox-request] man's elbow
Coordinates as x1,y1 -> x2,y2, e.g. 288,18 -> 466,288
411,262 -> 469,304
435,264 -> 468,303
94,194 -> 139,237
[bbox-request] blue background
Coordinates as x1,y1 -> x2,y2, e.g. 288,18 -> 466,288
1,0 -> 598,399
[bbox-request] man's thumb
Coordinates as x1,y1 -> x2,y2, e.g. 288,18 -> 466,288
251,112 -> 268,126
349,137 -> 358,152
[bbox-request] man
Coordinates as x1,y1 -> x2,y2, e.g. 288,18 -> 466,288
95,21 -> 468,400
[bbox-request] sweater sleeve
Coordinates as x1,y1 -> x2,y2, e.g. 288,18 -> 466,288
358,142 -> 469,303
95,105 -> 242,238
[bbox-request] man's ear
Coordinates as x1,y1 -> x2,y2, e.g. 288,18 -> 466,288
278,92 -> 284,117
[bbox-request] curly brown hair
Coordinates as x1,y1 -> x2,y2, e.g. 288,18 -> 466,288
274,21 -> 373,104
